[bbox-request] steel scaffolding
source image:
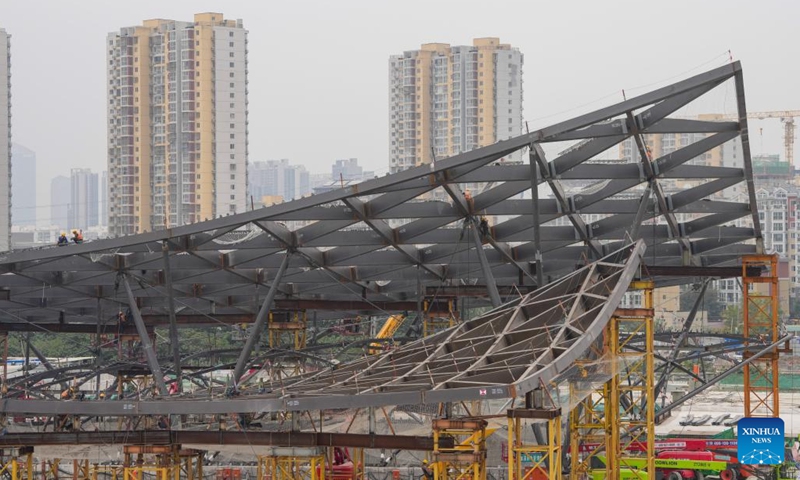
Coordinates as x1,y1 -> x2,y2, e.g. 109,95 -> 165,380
608,281 -> 655,480
742,254 -> 781,417
431,418 -> 487,480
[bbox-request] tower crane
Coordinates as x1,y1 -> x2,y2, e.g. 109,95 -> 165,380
719,110 -> 800,167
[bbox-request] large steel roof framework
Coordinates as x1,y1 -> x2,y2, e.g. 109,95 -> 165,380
0,61 -> 760,324
0,61 -> 766,415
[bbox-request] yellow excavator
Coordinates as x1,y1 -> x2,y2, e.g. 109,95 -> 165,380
367,313 -> 407,355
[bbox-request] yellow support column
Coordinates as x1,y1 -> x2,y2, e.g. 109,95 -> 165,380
608,280 -> 654,480
432,418 -> 487,480
569,382 -> 609,480
742,254 -> 781,417
507,408 -> 561,480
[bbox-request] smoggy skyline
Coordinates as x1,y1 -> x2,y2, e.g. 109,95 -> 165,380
1,0 -> 797,220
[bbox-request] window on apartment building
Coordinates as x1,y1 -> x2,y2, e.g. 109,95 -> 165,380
230,133 -> 235,139
230,184 -> 235,190
230,144 -> 235,149
229,31 -> 234,37
230,163 -> 236,170
230,174 -> 235,180
229,42 -> 234,47
230,72 -> 234,78
229,52 -> 234,57
230,113 -> 235,119
230,195 -> 235,200
230,123 -> 235,129
196,61 -> 200,67
230,62 -> 234,67
230,82 -> 234,88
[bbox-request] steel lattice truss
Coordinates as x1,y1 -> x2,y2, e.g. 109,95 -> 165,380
0,242 -> 644,415
0,62 -> 762,331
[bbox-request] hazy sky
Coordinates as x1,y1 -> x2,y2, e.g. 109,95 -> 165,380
1,0 -> 797,218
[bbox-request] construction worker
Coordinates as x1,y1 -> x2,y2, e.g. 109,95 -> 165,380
71,229 -> 84,244
479,216 -> 490,238
421,459 -> 434,479
57,232 -> 69,246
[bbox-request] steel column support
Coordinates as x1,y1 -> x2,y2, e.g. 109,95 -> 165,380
122,276 -> 168,396
569,377 -> 610,480
508,409 -> 561,480
469,220 -> 502,308
742,254 -> 780,417
529,147 -> 544,286
161,243 -> 181,392
232,251 -> 291,383
608,280 -> 654,480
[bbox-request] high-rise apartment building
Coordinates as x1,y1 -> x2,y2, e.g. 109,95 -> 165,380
100,171 -> 108,227
107,13 -> 248,236
69,168 -> 99,229
0,29 -> 10,251
389,38 -> 524,173
11,144 -> 36,227
332,158 -> 362,181
248,159 -> 310,203
50,176 -> 69,230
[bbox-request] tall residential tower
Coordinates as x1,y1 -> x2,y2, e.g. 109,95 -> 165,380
0,29 -> 10,250
107,13 -> 248,236
389,38 -> 523,173
11,144 -> 36,227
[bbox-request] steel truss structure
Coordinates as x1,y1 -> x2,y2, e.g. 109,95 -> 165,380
0,61 -> 765,419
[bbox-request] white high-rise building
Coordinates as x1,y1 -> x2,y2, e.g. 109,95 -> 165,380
69,168 -> 99,229
11,144 -> 36,227
0,29 -> 10,251
389,38 -> 524,173
107,13 -> 248,236
248,159 -> 309,202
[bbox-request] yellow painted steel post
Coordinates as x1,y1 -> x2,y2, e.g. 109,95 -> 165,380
644,282 -> 655,479
606,317 -> 619,480
11,458 -> 17,480
742,254 -> 780,417
507,416 -> 515,480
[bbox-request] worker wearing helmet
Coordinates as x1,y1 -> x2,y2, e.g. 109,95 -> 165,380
71,229 -> 84,244
57,232 -> 69,246
421,459 -> 433,480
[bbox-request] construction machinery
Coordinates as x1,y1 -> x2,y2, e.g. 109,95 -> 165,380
714,110 -> 800,167
367,314 -> 407,355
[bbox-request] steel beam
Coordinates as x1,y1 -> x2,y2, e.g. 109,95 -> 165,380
530,147 -> 544,286
122,276 -> 168,396
469,220 -> 502,308
657,335 -> 792,417
0,430 -> 450,451
232,251 -> 291,383
162,243 -> 181,391
654,280 -> 707,402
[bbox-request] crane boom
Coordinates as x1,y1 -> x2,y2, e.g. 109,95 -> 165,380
715,110 -> 799,168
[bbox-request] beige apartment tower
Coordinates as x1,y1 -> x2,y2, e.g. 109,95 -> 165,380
0,29 -> 10,251
107,13 -> 248,236
389,38 -> 524,173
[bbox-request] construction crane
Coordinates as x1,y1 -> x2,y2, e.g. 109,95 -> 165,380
718,110 -> 800,167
